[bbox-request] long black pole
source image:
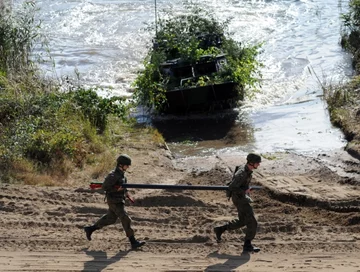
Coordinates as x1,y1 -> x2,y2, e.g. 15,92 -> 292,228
123,183 -> 228,190
90,182 -> 262,191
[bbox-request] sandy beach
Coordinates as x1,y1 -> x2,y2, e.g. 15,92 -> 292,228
1,147 -> 359,271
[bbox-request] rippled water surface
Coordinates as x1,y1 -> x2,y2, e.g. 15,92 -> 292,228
16,0 -> 353,155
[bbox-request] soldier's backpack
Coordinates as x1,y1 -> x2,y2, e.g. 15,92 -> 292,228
226,165 -> 240,200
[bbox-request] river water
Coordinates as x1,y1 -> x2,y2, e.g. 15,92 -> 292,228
16,0 -> 353,157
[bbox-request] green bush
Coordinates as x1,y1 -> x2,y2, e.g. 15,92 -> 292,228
1,87 -> 129,165
342,0 -> 360,33
0,1 -> 136,184
0,1 -> 41,77
72,88 -> 128,133
341,0 -> 360,72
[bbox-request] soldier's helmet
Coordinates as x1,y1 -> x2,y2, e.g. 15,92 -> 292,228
117,154 -> 132,166
246,153 -> 261,164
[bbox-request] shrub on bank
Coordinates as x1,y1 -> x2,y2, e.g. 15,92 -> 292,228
0,1 -> 132,184
333,0 -> 360,134
0,1 -> 39,77
323,0 -> 360,158
341,0 -> 360,73
324,76 -> 360,139
326,0 -> 360,158
0,85 -> 129,182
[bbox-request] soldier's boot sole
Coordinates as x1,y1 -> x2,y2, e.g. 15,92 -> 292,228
243,246 -> 260,253
131,241 -> 146,250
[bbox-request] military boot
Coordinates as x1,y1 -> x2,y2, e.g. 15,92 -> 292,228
84,225 -> 99,241
213,225 -> 227,242
243,239 -> 260,253
129,235 -> 145,249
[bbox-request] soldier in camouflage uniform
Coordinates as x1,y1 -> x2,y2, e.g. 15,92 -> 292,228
84,154 -> 145,249
213,153 -> 262,252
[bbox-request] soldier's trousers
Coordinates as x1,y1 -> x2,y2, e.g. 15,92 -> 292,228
227,200 -> 257,241
94,202 -> 134,237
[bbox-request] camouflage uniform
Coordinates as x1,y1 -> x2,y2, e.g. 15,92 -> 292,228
93,167 -> 134,237
84,154 -> 145,249
214,153 -> 261,252
227,164 -> 257,241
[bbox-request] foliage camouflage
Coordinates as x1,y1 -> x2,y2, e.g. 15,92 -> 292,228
133,2 -> 263,113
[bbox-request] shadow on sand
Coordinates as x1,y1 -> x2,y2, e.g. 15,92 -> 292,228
82,248 -> 131,272
205,250 -> 251,272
